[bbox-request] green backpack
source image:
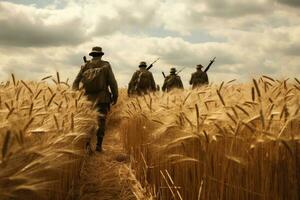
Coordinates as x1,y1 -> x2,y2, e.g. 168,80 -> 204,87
81,61 -> 107,93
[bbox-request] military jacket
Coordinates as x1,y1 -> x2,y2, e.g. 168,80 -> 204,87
189,71 -> 209,88
72,57 -> 118,103
162,74 -> 184,92
128,68 -> 156,95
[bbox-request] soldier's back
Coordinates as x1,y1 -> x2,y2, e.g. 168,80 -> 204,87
164,75 -> 183,91
191,71 -> 208,88
81,58 -> 116,102
136,69 -> 155,93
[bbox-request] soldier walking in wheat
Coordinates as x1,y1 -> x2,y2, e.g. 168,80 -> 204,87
73,46 -> 118,152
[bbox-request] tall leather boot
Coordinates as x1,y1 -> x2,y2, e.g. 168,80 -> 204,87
96,136 -> 103,152
96,117 -> 106,152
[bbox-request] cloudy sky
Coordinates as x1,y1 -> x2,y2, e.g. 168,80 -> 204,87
0,0 -> 299,87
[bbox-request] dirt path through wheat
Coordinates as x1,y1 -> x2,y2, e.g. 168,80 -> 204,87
78,127 -> 145,200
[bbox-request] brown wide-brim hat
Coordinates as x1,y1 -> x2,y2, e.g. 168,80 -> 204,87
139,61 -> 147,67
89,46 -> 104,56
197,64 -> 203,69
170,67 -> 177,73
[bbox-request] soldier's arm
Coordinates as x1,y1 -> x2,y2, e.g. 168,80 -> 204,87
179,77 -> 184,89
128,72 -> 137,88
150,73 -> 156,91
128,72 -> 138,92
72,66 -> 84,90
205,73 -> 209,84
162,77 -> 168,92
106,63 -> 119,102
189,74 -> 194,85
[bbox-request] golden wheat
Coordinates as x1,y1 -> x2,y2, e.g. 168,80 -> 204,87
120,77 -> 300,200
0,74 -> 98,200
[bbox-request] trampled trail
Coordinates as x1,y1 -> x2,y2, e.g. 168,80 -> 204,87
78,126 -> 146,200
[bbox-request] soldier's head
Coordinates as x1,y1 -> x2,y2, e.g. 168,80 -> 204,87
170,68 -> 177,75
196,64 -> 203,71
139,61 -> 147,69
89,46 -> 104,58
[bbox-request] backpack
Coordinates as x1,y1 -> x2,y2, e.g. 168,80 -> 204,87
167,75 -> 179,87
81,60 -> 107,93
194,72 -> 208,84
135,70 -> 151,91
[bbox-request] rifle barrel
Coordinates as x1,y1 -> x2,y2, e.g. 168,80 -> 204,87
176,67 -> 186,75
204,57 -> 216,73
146,57 -> 160,70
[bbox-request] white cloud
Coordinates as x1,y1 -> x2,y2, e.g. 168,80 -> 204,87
0,0 -> 299,88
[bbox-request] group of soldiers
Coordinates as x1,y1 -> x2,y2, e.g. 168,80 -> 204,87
127,58 -> 214,95
72,46 -> 215,152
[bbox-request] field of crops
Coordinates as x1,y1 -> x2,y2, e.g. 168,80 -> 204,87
0,74 -> 98,200
120,77 -> 300,200
1,75 -> 299,200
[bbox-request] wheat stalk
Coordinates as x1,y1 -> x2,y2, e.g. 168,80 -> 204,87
41,75 -> 52,81
253,79 -> 261,98
262,75 -> 275,83
47,93 -> 57,107
11,73 -> 16,86
216,89 -> 225,106
227,79 -> 236,84
219,81 -> 224,91
21,80 -> 33,94
1,131 -> 11,160
56,72 -> 60,84
23,117 -> 34,132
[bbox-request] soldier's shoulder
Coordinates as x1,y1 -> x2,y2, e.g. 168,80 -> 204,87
146,70 -> 153,75
81,62 -> 91,70
101,60 -> 110,63
96,60 -> 111,71
100,60 -> 110,66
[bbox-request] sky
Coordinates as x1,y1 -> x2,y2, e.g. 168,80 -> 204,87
0,0 -> 299,87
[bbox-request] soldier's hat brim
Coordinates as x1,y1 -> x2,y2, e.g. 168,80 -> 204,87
197,64 -> 203,69
170,68 -> 177,73
89,51 -> 104,56
89,46 -> 104,56
139,61 -> 147,67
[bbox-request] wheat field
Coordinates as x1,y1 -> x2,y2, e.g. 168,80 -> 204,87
1,75 -> 299,200
0,74 -> 98,200
120,77 -> 300,200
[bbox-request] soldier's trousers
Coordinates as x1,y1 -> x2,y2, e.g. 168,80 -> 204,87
95,103 -> 110,145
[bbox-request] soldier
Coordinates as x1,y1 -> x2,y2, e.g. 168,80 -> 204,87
162,68 -> 184,92
72,46 -> 118,152
128,61 -> 156,96
189,64 -> 209,89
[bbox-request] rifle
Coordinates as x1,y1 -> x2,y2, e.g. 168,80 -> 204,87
146,58 -> 160,70
83,56 -> 87,63
162,72 -> 166,78
204,57 -> 216,73
176,67 -> 186,75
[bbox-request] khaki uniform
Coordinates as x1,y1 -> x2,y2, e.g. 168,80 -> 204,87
162,74 -> 184,92
189,71 -> 208,89
73,57 -> 118,102
72,55 -> 118,151
128,68 -> 156,95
